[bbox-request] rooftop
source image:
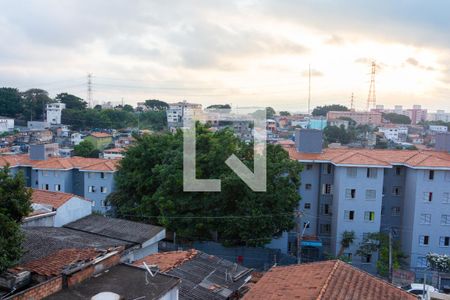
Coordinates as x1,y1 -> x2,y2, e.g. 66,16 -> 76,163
242,260 -> 415,300
31,189 -> 90,209
134,250 -> 252,300
45,264 -> 180,300
289,148 -> 450,169
89,132 -> 112,138
64,215 -> 165,244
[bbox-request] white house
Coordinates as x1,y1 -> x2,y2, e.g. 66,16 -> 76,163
379,126 -> 408,142
71,132 -> 84,145
0,117 -> 14,132
102,147 -> 125,159
429,125 -> 448,133
46,103 -> 66,125
23,189 -> 92,227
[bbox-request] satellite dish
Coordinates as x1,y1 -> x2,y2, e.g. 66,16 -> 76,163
91,291 -> 121,300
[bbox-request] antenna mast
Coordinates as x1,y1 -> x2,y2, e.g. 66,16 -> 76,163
350,93 -> 354,110
87,73 -> 93,108
367,61 -> 376,111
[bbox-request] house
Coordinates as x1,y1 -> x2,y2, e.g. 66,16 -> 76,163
84,132 -> 113,150
166,101 -> 203,131
70,132 -> 83,145
63,215 -> 166,262
242,260 -> 415,300
0,116 -> 14,132
286,129 -> 450,276
327,111 -> 382,126
134,249 -> 253,300
46,103 -> 66,125
102,147 -> 125,159
22,189 -> 92,227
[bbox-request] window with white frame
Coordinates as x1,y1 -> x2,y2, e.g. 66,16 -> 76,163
439,236 -> 450,247
100,186 -> 107,193
347,168 -> 357,178
423,192 -> 433,202
322,184 -> 333,195
345,188 -> 356,199
392,186 -> 401,196
416,257 -> 428,268
443,192 -> 450,204
419,213 -> 431,225
88,186 -> 96,193
344,210 -> 355,221
54,184 -> 61,192
42,184 -> 49,190
365,189 -> 376,200
419,235 -> 429,246
391,207 -> 400,216
366,168 -> 377,178
364,211 -> 375,222
441,214 -> 450,225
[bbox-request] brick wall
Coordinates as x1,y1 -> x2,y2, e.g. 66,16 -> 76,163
7,276 -> 62,300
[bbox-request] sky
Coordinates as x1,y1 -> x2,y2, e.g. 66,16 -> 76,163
0,0 -> 449,112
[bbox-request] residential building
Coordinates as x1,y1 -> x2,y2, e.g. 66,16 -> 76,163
266,119 -> 276,132
27,121 -> 49,131
406,105 -> 427,125
378,125 -> 408,142
46,102 -> 66,125
242,260 -> 415,300
435,133 -> 450,151
84,132 -> 113,150
328,118 -> 349,129
326,111 -> 382,125
133,249 -> 253,300
166,101 -> 203,131
0,116 -> 14,132
309,117 -> 327,130
70,132 -> 83,145
429,125 -> 448,133
102,147 -> 125,159
428,110 -> 450,122
23,189 -> 92,227
287,129 -> 450,273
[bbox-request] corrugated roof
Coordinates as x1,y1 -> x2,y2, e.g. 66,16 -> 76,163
243,260 -> 415,300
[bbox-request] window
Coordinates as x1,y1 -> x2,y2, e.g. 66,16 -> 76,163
304,203 -> 311,209
366,168 -> 377,178
320,224 -> 331,234
416,257 -> 428,268
347,168 -> 357,178
54,184 -> 61,192
365,189 -> 376,200
391,207 -> 400,216
42,184 -> 49,190
100,186 -> 107,193
443,192 -> 450,204
361,254 -> 372,263
88,186 -> 96,193
344,210 -> 355,221
423,192 -> 433,202
419,235 -> 429,246
305,184 -> 312,190
345,189 -> 356,199
323,164 -> 332,174
395,167 -> 401,176
439,236 -> 450,247
100,172 -> 105,179
420,213 -> 431,224
441,214 -> 450,225
428,170 -> 435,180
322,184 -> 333,195
306,164 -> 313,170
321,204 -> 331,215
364,211 -> 375,222
392,186 -> 401,196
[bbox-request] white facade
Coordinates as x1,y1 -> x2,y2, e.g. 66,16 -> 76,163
429,125 -> 448,133
71,132 -> 84,145
0,117 -> 14,132
166,101 -> 203,130
46,103 -> 66,125
379,126 -> 408,142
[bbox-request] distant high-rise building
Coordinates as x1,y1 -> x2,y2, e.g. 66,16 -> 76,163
46,103 -> 66,125
405,105 -> 427,125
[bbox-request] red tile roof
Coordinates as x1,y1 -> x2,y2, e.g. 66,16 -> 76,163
90,132 -> 112,138
243,260 -> 415,300
21,248 -> 101,277
133,250 -> 198,272
31,189 -> 90,209
0,154 -> 120,171
289,148 -> 450,169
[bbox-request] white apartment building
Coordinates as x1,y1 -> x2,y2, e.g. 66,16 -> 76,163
46,103 -> 66,125
166,101 -> 203,131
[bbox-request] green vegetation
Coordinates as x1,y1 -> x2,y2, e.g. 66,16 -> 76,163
279,111 -> 291,116
312,104 -> 348,117
382,113 -> 411,124
0,166 -> 32,273
337,230 -> 355,257
73,140 -> 100,158
108,123 -> 302,247
142,99 -> 170,111
55,93 -> 87,110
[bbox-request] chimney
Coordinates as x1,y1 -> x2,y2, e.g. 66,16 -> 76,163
435,132 -> 450,152
295,128 -> 323,153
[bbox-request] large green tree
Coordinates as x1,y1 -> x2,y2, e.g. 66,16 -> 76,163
55,93 -> 87,110
74,140 -> 99,158
382,113 -> 411,124
0,87 -> 22,118
21,89 -> 53,121
109,124 -> 302,246
144,99 -> 169,110
0,166 -> 32,273
312,104 -> 348,116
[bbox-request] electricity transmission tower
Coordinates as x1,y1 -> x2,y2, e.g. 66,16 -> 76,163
87,73 -> 93,108
366,61 -> 376,111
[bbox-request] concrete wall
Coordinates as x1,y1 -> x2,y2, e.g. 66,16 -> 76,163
381,166 -> 406,235
82,171 -> 115,213
36,169 -> 73,193
160,287 -> 179,300
54,197 -> 92,227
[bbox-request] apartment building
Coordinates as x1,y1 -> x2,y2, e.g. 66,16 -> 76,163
166,101 -> 203,131
0,145 -> 118,214
288,129 -> 450,273
327,110 -> 383,126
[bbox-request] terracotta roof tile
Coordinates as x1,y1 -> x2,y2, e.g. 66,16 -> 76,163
31,189 -> 90,209
90,132 -> 112,138
243,260 -> 415,300
21,248 -> 101,277
133,250 -> 198,272
289,148 -> 450,169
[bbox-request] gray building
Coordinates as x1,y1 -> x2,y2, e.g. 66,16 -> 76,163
287,131 -> 450,273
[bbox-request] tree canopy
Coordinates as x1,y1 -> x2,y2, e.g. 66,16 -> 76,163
382,113 -> 411,124
144,99 -> 169,110
73,140 -> 99,158
0,166 -> 32,273
55,93 -> 87,110
279,111 -> 291,116
312,104 -> 348,116
109,123 -> 302,246
0,87 -> 22,118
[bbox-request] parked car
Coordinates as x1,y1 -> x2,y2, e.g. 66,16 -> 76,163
401,283 -> 439,299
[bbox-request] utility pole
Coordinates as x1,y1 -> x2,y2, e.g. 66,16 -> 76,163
307,64 -> 311,115
87,73 -> 93,108
350,93 -> 354,110
296,210 -> 309,264
388,228 -> 393,283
